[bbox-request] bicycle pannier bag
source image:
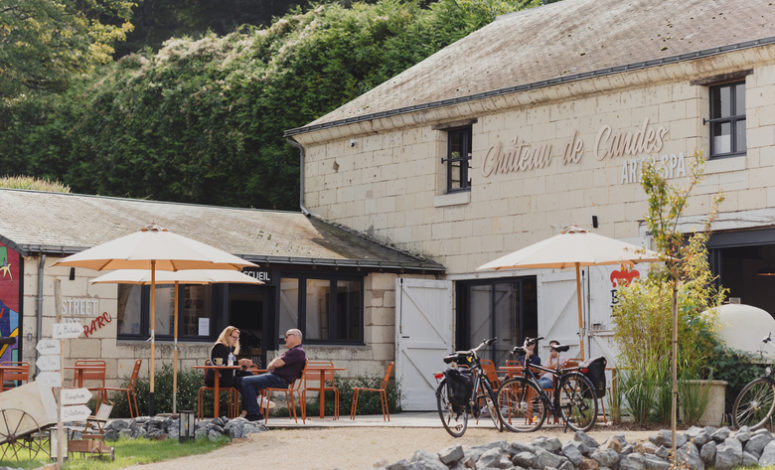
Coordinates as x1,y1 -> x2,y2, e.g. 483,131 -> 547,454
580,356 -> 607,398
443,368 -> 474,413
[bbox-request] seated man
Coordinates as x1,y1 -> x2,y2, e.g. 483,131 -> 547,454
240,328 -> 306,421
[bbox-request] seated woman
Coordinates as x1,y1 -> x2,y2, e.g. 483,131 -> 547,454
537,340 -> 561,389
205,326 -> 253,389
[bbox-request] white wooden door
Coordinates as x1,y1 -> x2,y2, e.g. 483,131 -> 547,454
395,278 -> 453,411
537,270 -> 584,359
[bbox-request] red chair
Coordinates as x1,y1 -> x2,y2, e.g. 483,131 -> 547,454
350,361 -> 393,421
0,361 -> 29,391
101,359 -> 142,418
74,359 -> 107,406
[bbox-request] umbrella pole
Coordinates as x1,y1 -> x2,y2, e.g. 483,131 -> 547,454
150,261 -> 156,416
173,281 -> 179,414
575,263 -> 585,361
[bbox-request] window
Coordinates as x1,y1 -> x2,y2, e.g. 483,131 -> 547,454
279,274 -> 363,343
444,126 -> 472,193
708,81 -> 746,158
117,284 -> 213,339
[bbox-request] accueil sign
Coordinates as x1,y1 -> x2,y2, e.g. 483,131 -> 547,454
481,118 -> 686,184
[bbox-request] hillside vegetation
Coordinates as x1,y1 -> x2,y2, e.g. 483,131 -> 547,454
0,0 -> 541,209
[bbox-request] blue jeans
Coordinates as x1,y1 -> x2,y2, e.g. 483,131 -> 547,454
538,376 -> 553,389
240,373 -> 288,416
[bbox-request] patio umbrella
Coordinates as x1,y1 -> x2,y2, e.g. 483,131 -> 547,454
477,225 -> 662,359
91,269 -> 264,413
55,223 -> 257,415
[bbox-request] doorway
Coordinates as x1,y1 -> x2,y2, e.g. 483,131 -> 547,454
228,285 -> 270,367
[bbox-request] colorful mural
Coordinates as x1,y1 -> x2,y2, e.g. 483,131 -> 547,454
0,244 -> 20,361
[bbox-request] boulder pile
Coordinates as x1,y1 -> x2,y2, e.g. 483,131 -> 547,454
372,426 -> 775,470
101,416 -> 267,441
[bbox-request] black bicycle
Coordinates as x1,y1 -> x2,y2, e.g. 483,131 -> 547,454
495,337 -> 598,432
435,338 -> 504,437
732,332 -> 775,430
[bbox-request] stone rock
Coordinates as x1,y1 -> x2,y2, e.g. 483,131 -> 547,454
758,440 -> 775,466
438,445 -> 465,465
620,453 -> 646,470
511,451 -> 537,468
604,438 -> 622,453
535,447 -> 567,469
118,428 -> 132,439
575,431 -> 599,449
744,432 -> 772,457
621,444 -> 634,456
685,426 -> 711,447
700,441 -> 716,465
655,446 -> 669,460
711,427 -> 730,442
508,442 -> 537,455
562,441 -> 584,465
106,419 -> 130,431
207,429 -> 222,442
103,429 -> 119,441
194,427 -> 208,439
531,436 -> 562,453
642,455 -> 670,470
591,448 -> 619,468
578,456 -> 599,470
715,437 -> 743,469
411,450 -> 447,470
754,427 -> 772,436
477,448 -> 508,469
634,441 -> 658,455
675,441 -> 703,470
559,460 -> 575,470
735,430 -> 751,443
651,429 -> 687,448
742,451 -> 759,467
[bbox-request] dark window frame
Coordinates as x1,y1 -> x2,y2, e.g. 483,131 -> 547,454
279,272 -> 365,345
116,284 -> 218,341
707,80 -> 746,159
443,126 -> 472,193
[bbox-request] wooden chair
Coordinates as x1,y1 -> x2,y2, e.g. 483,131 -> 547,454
68,400 -> 114,460
74,359 -> 107,407
197,360 -> 239,419
303,360 -> 340,419
479,359 -> 501,389
0,361 -> 29,391
350,361 -> 393,421
262,360 -> 307,424
101,359 -> 142,418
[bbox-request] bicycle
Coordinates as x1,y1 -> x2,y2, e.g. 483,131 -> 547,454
733,332 -> 775,430
435,338 -> 504,437
495,336 -> 598,432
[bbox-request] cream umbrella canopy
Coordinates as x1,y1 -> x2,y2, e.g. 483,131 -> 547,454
91,269 -> 264,413
477,225 -> 662,359
55,223 -> 257,415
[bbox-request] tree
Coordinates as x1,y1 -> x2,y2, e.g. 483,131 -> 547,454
0,0 -> 136,102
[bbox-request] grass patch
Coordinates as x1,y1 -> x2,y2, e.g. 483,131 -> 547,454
0,436 -> 230,469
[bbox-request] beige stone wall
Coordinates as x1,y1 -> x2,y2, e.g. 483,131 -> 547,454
21,255 -> 212,389
300,50 -> 775,275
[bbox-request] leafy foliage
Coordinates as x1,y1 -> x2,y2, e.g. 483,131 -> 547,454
0,0 -> 136,101
1,0 -> 541,209
0,175 -> 70,192
612,153 -> 727,424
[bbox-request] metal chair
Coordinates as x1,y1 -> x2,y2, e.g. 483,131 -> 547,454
0,361 -> 29,391
350,361 -> 393,421
73,359 -> 107,407
303,360 -> 340,419
101,359 -> 142,418
197,360 -> 239,419
262,360 -> 307,424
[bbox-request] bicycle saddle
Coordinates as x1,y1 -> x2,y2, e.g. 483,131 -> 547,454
552,344 -> 570,353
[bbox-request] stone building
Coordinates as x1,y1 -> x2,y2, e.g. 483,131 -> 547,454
286,0 -> 775,408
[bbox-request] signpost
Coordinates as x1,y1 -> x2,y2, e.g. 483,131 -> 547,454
36,339 -> 61,356
36,371 -> 62,387
52,322 -> 83,339
61,405 -> 91,422
36,355 -> 60,372
61,388 -> 91,406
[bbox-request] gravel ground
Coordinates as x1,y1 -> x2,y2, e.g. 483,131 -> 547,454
120,427 -> 657,470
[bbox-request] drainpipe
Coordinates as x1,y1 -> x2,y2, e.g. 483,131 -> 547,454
286,137 -> 310,217
35,253 -> 46,365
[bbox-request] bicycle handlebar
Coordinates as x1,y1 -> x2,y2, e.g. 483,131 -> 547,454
442,338 -> 497,364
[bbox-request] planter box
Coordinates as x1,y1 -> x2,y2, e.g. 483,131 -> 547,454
679,379 -> 727,426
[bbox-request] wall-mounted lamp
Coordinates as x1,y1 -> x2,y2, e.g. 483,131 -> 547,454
349,139 -> 356,147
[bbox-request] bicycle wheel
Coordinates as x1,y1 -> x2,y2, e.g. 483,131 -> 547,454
436,379 -> 468,437
496,377 -> 546,432
733,377 -> 775,430
558,372 -> 598,432
477,381 -> 503,431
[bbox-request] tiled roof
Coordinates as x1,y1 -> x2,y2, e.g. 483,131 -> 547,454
0,189 -> 443,272
288,0 -> 775,134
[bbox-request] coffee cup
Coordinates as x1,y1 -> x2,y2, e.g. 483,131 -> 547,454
214,357 -> 223,365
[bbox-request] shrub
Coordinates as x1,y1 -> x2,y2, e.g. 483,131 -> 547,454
274,375 -> 401,418
705,344 -> 767,414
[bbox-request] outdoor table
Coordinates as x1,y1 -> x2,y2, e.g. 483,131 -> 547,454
64,365 -> 105,388
498,365 -> 524,379
305,365 -> 346,419
0,363 -> 27,392
193,364 -> 240,418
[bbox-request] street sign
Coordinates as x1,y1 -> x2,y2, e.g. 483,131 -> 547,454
36,355 -> 60,371
61,405 -> 91,422
61,388 -> 92,406
53,322 -> 82,339
36,371 -> 62,387
36,339 -> 60,355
